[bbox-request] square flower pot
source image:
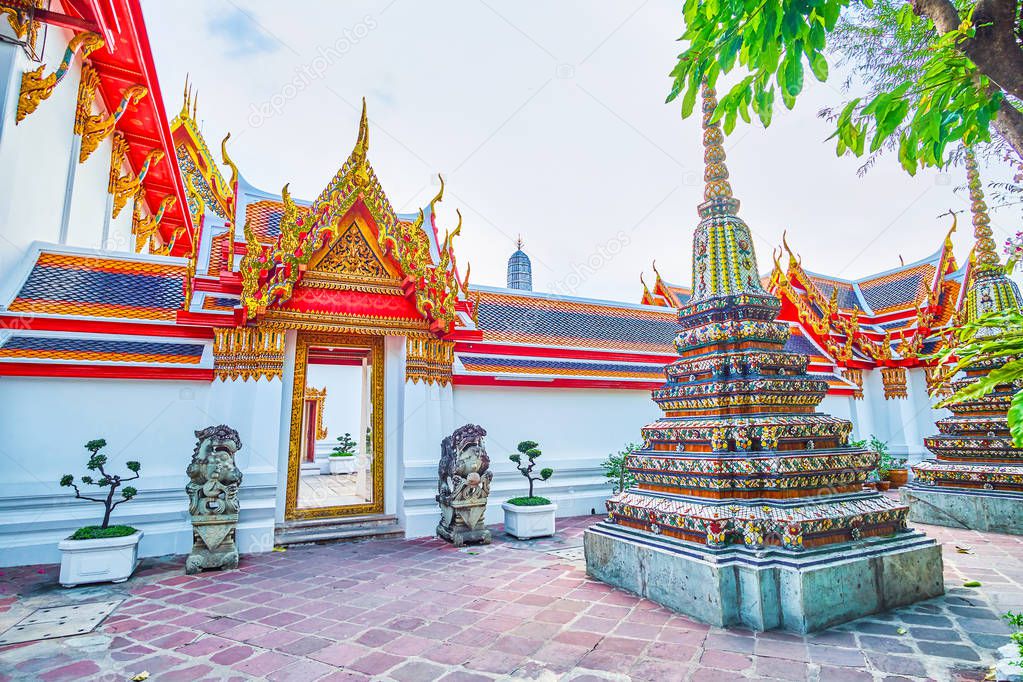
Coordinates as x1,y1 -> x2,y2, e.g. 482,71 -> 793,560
58,530 -> 143,587
502,502 -> 557,539
328,456 -> 357,474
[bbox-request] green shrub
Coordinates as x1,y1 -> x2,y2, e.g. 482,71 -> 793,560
509,440 -> 553,499
602,443 -> 639,494
506,496 -> 552,506
69,525 -> 137,540
59,439 -> 141,534
331,433 -> 357,457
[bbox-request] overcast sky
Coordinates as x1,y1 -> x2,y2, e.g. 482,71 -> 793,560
141,1 -> 1021,302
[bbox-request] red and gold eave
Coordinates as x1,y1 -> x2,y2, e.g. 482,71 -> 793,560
61,0 -> 194,253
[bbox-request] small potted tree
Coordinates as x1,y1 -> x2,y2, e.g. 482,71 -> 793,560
328,432 -> 358,475
502,440 -> 556,539
57,439 -> 143,587
872,436 -> 908,488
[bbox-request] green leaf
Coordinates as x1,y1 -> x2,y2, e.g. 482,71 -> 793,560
1009,390 -> 1023,448
681,81 -> 699,118
809,52 -> 828,81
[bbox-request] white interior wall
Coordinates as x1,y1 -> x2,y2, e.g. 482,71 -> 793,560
0,375 -> 282,567
65,129 -> 114,251
307,362 -> 364,452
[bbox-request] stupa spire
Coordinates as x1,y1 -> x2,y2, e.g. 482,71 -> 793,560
964,148 -> 1000,269
698,85 -> 740,219
689,84 -> 764,302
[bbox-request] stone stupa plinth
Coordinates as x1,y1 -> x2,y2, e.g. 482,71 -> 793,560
583,86 -> 944,633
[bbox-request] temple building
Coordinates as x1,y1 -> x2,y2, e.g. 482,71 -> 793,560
0,0 -> 1006,574
583,86 -> 943,632
905,149 -> 1023,534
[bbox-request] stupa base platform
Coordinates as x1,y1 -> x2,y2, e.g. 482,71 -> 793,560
902,485 -> 1023,535
583,521 -> 943,633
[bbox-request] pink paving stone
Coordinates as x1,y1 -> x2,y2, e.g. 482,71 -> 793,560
596,635 -> 649,655
630,657 -> 691,682
260,611 -> 305,627
152,629 -> 199,649
195,616 -> 244,634
699,649 -> 753,672
309,642 -> 372,667
210,644 -> 255,665
356,628 -> 400,647
572,615 -> 618,633
437,672 -> 494,682
414,621 -> 462,641
491,634 -> 545,656
381,634 -> 433,657
103,618 -> 147,634
348,651 -> 405,675
235,605 -> 278,621
755,656 -> 811,681
266,658 -> 337,681
535,608 -> 577,624
221,621 -> 277,643
754,638 -> 810,662
422,642 -> 476,666
316,670 -> 372,682
577,650 -> 639,675
39,660 -> 100,681
587,603 -> 632,620
170,611 -> 215,627
692,669 -> 748,682
289,616 -> 335,633
126,654 -> 187,674
233,650 -> 295,676
464,650 -> 529,675
658,626 -> 709,646
246,628 -> 305,650
275,635 -> 332,656
175,634 -> 235,657
388,660 -> 449,682
554,630 -> 603,648
154,664 -> 215,682
646,641 -> 699,662
612,621 -> 662,640
319,621 -> 363,640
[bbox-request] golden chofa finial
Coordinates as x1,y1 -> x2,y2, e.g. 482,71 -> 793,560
221,132 -> 239,192
181,73 -> 191,119
352,97 -> 370,186
964,147 -> 1000,268
429,174 -> 445,213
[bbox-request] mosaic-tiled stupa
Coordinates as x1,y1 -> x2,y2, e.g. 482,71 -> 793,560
906,149 -> 1023,534
583,86 -> 943,633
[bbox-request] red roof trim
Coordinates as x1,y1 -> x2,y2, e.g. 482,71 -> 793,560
0,362 -> 213,381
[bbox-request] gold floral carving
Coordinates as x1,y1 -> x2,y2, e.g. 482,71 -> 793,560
315,223 -> 388,278
305,387 -> 329,440
881,366 -> 908,400
285,333 -> 384,520
133,195 -> 176,254
17,31 -> 103,123
213,327 -> 285,381
73,64 -> 99,135
406,337 -> 454,385
924,366 -> 953,398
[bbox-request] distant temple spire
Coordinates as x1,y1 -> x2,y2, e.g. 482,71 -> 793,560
689,84 -> 764,302
961,148 -> 1021,325
507,236 -> 532,291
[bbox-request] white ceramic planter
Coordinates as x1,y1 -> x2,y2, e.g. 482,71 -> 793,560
58,530 -> 143,588
502,502 -> 557,539
328,456 -> 357,474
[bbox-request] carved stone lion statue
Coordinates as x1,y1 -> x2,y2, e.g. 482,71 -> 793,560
436,424 -> 492,546
185,425 -> 244,574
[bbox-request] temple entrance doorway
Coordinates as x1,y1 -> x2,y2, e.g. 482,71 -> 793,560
285,333 -> 384,520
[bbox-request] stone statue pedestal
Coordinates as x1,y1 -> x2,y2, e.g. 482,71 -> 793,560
186,514 -> 241,574
437,499 -> 491,547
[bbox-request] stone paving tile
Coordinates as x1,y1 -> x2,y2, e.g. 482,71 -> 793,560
0,515 -> 1018,681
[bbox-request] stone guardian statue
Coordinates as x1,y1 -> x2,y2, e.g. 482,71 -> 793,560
186,425 -> 244,574
436,424 -> 492,546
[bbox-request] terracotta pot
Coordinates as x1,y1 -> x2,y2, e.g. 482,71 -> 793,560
876,481 -> 891,492
888,468 -> 909,489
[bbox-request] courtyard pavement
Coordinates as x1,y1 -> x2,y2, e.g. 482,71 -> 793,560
0,514 -> 1020,681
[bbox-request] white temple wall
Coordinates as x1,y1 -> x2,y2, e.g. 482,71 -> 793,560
0,375 -> 280,567
398,377 -> 455,537
0,24 -> 83,275
64,130 -> 116,251
853,367 -> 949,465
402,385 -> 658,538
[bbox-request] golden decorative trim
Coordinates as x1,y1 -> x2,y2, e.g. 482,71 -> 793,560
73,64 -> 99,136
881,366 -> 908,400
406,337 -> 454,386
305,387 -> 329,440
79,83 -> 148,163
285,333 -> 385,520
842,368 -> 864,400
924,365 -> 953,398
260,308 -> 432,337
17,31 -> 103,123
213,327 -> 285,381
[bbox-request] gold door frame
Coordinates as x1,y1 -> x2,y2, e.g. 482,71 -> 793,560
285,332 -> 385,520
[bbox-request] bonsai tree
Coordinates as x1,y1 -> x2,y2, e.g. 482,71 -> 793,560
331,433 -> 357,457
602,443 -> 639,495
508,440 -> 553,505
865,435 -> 896,481
59,439 -> 140,539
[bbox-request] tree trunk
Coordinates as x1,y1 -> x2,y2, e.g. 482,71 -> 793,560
911,0 -> 1023,163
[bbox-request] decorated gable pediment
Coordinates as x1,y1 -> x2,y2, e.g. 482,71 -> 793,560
305,218 -> 401,284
